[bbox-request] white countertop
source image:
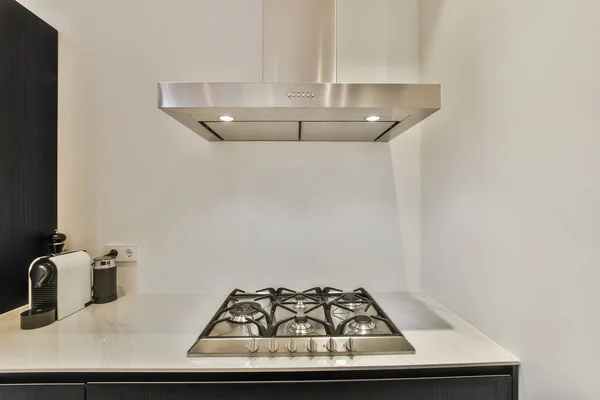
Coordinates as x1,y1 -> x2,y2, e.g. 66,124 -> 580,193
0,291 -> 518,373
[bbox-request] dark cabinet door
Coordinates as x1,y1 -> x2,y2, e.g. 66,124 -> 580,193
0,0 -> 58,314
87,375 -> 512,400
0,384 -> 84,400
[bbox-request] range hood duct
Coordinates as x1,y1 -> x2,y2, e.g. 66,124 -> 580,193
158,0 -> 440,142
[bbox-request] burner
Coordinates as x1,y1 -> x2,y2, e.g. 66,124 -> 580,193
293,295 -> 308,311
339,294 -> 366,310
286,316 -> 314,335
348,315 -> 376,334
228,301 -> 264,324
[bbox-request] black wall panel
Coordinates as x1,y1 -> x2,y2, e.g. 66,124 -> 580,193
0,0 -> 57,314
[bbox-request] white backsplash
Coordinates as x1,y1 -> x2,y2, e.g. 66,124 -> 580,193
18,0 -> 421,293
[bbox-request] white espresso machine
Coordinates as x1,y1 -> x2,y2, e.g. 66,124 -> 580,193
20,250 -> 92,329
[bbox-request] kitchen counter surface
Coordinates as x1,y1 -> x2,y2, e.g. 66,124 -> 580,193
0,291 -> 518,373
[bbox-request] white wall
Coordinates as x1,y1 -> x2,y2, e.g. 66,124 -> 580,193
338,0 -> 422,289
420,1 -> 600,399
17,0 -> 421,293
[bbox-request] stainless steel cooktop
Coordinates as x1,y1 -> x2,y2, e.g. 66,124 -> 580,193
188,287 -> 415,357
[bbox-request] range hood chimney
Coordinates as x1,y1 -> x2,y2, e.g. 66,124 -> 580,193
158,0 -> 440,142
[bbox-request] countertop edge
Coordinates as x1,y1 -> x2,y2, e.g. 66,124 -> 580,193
0,360 -> 520,374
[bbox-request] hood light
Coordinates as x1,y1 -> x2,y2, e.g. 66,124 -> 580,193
365,115 -> 381,122
218,115 -> 235,122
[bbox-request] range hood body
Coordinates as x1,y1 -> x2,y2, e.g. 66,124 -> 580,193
158,0 -> 441,142
158,82 -> 440,142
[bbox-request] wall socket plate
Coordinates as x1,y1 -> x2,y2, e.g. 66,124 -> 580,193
104,245 -> 139,262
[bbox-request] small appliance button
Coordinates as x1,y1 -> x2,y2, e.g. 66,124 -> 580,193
266,339 -> 279,353
307,338 -> 318,353
286,338 -> 298,353
326,338 -> 337,352
345,338 -> 358,352
245,338 -> 259,353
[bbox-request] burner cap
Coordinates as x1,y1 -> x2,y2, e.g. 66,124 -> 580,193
339,294 -> 366,310
354,315 -> 372,324
348,315 -> 376,334
230,301 -> 261,316
228,301 -> 263,324
293,295 -> 308,310
286,316 -> 314,335
343,294 -> 360,302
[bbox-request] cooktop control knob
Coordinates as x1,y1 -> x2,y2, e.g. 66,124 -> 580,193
325,338 -> 337,352
307,338 -> 318,353
286,338 -> 297,353
345,338 -> 357,352
266,339 -> 279,353
245,338 -> 259,353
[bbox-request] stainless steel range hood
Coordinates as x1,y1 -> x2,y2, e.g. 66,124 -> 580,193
158,0 -> 441,142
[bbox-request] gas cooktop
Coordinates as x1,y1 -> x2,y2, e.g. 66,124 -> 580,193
188,287 -> 415,357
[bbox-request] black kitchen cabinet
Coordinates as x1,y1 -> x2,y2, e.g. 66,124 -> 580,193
87,376 -> 511,400
0,0 -> 58,314
0,366 -> 518,399
0,384 -> 84,400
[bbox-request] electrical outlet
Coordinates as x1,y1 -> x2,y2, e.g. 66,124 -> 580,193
104,245 -> 139,263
